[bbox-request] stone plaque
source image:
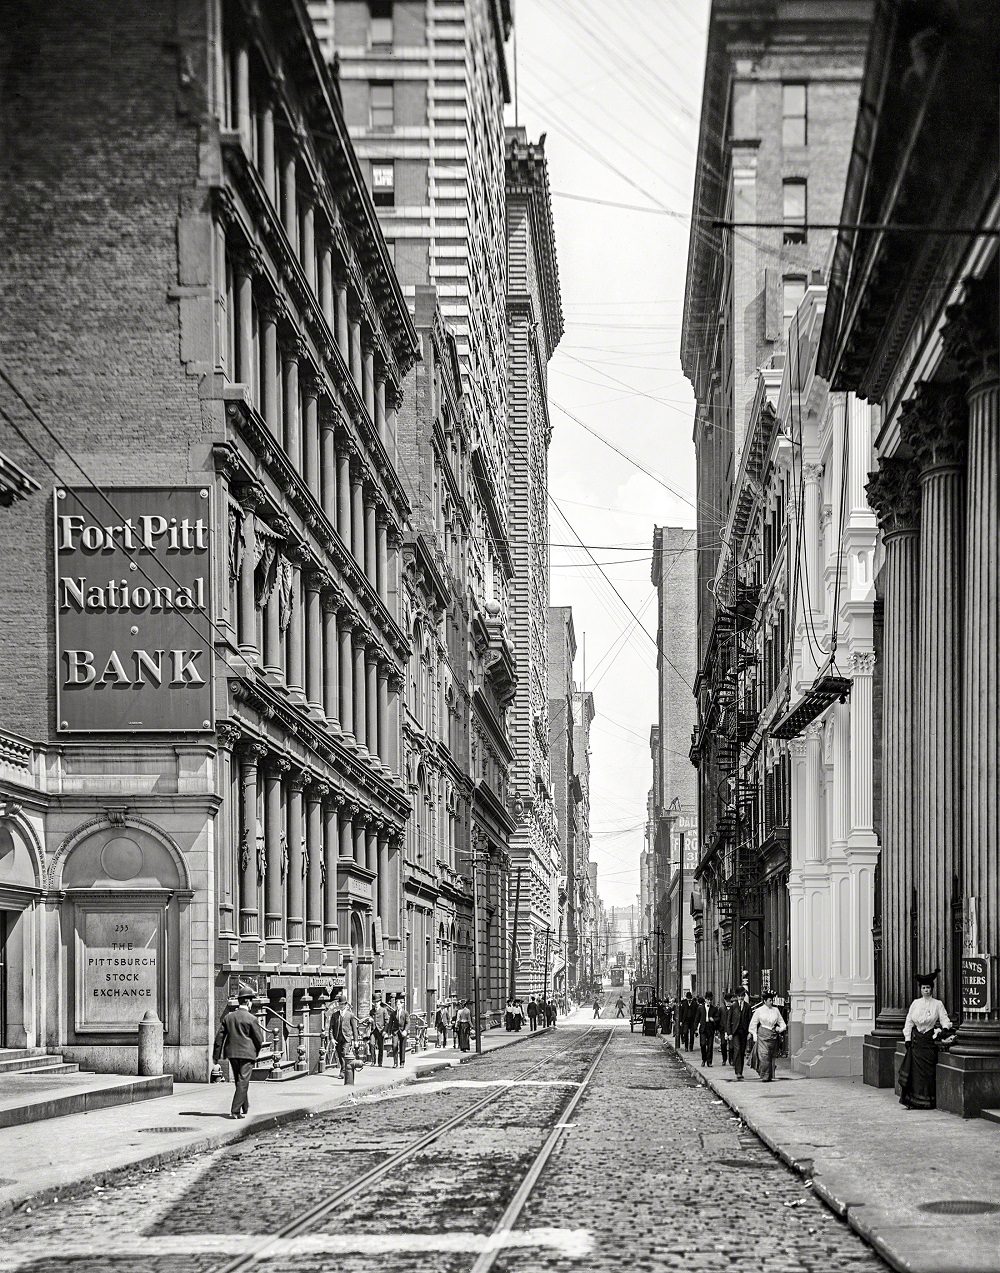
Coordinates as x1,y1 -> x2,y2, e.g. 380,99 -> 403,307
77,908 -> 162,1033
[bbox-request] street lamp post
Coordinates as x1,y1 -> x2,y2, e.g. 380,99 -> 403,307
675,828 -> 685,1049
471,849 -> 484,1054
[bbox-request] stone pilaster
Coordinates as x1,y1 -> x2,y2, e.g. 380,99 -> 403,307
939,274 -> 1000,1115
901,382 -> 967,1014
863,458 -> 920,1085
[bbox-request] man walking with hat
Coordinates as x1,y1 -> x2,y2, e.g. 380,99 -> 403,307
213,988 -> 265,1119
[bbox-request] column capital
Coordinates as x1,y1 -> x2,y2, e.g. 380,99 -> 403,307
899,381 -> 967,474
233,242 -> 264,278
320,401 -> 343,432
288,767 -> 309,793
865,458 -> 921,536
321,584 -> 345,612
802,462 -> 824,486
307,779 -> 330,802
216,721 -> 243,751
233,480 -> 265,512
849,650 -> 876,677
279,331 -> 310,363
301,369 -> 326,401
264,753 -> 291,775
942,275 -> 999,391
238,739 -> 268,765
259,293 -> 288,326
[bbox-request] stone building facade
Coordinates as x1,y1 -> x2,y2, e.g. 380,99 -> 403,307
682,0 -> 870,1005
506,128 -> 564,997
818,0 -> 999,1116
547,606 -> 576,998
0,0 -> 417,1078
573,690 -> 596,993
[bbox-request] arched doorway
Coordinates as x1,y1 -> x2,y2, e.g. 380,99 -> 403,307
348,911 -> 365,1005
0,813 -> 43,1048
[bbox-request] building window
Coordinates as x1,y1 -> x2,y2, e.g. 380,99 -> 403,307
372,160 -> 395,207
369,0 -> 392,49
370,81 -> 393,129
782,83 -> 807,147
782,179 -> 807,244
782,275 -> 807,329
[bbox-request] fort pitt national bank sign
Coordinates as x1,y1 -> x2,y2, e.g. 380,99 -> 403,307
54,487 -> 214,732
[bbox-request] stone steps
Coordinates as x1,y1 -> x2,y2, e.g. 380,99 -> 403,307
0,1053 -> 80,1076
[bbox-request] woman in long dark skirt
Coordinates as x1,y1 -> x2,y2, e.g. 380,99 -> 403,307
899,969 -> 952,1110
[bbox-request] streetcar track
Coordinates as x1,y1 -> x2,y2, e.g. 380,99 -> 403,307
207,1027 -> 605,1273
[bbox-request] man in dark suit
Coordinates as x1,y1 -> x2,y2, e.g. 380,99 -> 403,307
393,993 -> 410,1067
726,986 -> 753,1080
213,989 -> 265,1119
698,991 -> 722,1066
680,991 -> 696,1050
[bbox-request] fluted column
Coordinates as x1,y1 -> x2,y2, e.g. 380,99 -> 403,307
306,783 -> 325,960
902,383 -> 966,1012
238,742 -> 265,948
848,650 -> 877,842
362,340 -> 376,422
366,648 -> 379,764
364,492 -> 377,583
264,756 -> 288,960
261,299 -> 280,437
302,374 -> 321,499
354,630 -> 368,752
322,590 -> 340,728
305,570 -> 324,715
351,462 -> 365,567
323,797 -> 340,951
339,614 -> 356,741
864,459 -> 921,1080
236,487 -> 260,662
282,338 -> 301,470
286,771 -> 306,961
321,411 -> 338,525
943,277 -> 1000,1079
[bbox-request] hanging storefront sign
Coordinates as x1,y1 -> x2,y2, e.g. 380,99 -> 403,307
54,486 -> 213,732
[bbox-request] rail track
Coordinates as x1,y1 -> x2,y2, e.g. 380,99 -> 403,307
208,1024 -> 615,1273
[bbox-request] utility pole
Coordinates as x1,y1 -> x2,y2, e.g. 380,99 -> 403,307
542,925 -> 551,1004
675,829 -> 685,1049
471,848 -> 484,1054
654,926 -> 663,1002
508,866 -> 523,1001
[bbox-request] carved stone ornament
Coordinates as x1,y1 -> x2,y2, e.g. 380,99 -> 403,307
850,650 -> 876,677
941,276 -> 999,391
899,381 -> 967,473
865,458 -> 921,535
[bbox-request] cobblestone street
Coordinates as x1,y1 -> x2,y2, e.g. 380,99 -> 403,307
0,1023 -> 889,1273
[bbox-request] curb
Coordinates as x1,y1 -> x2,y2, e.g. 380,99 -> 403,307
0,1025 -> 555,1219
668,1042 -> 910,1273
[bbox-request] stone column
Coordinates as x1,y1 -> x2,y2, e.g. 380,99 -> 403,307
353,811 -> 368,867
238,742 -> 265,951
349,310 -> 362,392
321,410 -> 338,525
235,43 -> 251,148
366,648 -> 379,764
377,667 -> 389,771
375,374 -> 387,444
322,589 -> 340,729
336,436 -> 353,549
301,195 -> 315,289
386,389 -> 398,453
864,459 -> 921,1084
362,340 -> 376,422
940,276 -> 1000,1115
264,756 -> 288,962
335,278 -> 349,362
215,724 -> 241,937
260,94 -> 276,201
235,249 -> 256,390
236,487 -> 260,663
338,613 -> 355,741
386,670 -> 402,776
354,630 -> 368,753
902,383 -> 966,1012
364,492 -> 377,584
339,802 -> 355,866
376,516 -> 388,603
323,797 -> 340,952
377,828 -> 390,929
282,148 -> 298,252
306,782 -> 325,961
848,651 -> 877,844
261,299 -> 280,437
366,820 -> 378,874
282,338 -> 301,470
320,242 -> 334,330
286,560 -> 305,699
302,374 -> 321,499
286,771 -> 306,962
351,461 -> 365,568
304,570 -> 324,716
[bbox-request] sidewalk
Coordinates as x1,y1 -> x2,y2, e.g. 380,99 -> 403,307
671,1040 -> 1000,1273
0,1024 -> 550,1218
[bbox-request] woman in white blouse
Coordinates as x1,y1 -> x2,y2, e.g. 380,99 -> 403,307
899,970 -> 952,1110
748,989 -> 787,1082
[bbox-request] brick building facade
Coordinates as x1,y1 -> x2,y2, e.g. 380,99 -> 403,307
0,0 -> 418,1077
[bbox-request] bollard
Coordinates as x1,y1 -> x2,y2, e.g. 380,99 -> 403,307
137,1009 -> 164,1076
342,1044 -> 356,1085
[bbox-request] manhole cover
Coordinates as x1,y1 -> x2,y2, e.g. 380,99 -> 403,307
919,1200 -> 1000,1216
139,1127 -> 193,1134
717,1158 -> 783,1170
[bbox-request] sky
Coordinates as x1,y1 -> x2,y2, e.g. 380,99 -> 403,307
507,0 -> 711,906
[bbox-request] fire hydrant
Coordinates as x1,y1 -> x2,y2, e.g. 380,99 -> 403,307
342,1043 -> 356,1086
